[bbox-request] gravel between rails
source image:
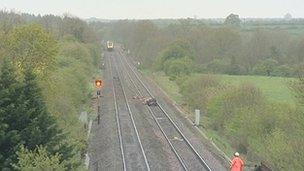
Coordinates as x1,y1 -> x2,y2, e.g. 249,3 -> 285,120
118,48 -> 229,171
89,48 -> 228,171
113,51 -> 183,171
111,53 -> 150,171
142,73 -> 229,171
88,51 -> 123,171
116,50 -> 210,171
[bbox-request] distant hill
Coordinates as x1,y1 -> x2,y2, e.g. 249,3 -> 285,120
85,17 -> 304,27
86,17 -> 113,23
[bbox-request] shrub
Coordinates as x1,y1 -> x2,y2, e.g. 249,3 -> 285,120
15,146 -> 65,171
154,40 -> 194,71
163,57 -> 194,80
6,24 -> 58,76
207,83 -> 265,143
180,74 -> 223,110
252,59 -> 279,76
205,59 -> 229,74
273,65 -> 293,77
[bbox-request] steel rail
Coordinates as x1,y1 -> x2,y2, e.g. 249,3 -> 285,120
119,50 -> 212,171
108,54 -> 127,171
111,53 -> 151,171
115,52 -> 189,171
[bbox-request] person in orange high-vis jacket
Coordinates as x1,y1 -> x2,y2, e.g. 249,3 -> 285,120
230,152 -> 244,171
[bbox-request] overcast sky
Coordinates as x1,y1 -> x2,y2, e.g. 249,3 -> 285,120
1,0 -> 304,19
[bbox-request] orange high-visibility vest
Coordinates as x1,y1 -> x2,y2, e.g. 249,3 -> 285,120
230,157 -> 244,171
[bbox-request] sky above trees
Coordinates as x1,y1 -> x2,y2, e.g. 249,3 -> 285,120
1,0 -> 304,19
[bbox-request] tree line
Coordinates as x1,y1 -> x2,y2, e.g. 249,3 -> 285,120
0,10 -> 100,170
92,18 -> 304,78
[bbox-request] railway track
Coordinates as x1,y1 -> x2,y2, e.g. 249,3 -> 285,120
108,53 -> 150,171
113,49 -> 212,171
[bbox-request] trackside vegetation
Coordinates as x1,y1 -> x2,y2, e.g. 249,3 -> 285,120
0,11 -> 100,170
148,71 -> 303,170
97,17 -> 304,170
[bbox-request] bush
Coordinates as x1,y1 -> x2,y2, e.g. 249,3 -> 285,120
15,146 -> 65,171
205,59 -> 229,74
257,128 -> 295,170
154,40 -> 194,71
6,24 -> 58,76
41,41 -> 101,168
252,59 -> 279,76
226,58 -> 247,75
179,74 -> 223,110
207,83 -> 264,131
290,76 -> 304,105
163,57 -> 194,80
293,63 -> 304,77
273,65 -> 293,77
205,81 -> 304,169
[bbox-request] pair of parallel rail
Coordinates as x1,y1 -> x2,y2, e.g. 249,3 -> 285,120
105,49 -> 211,171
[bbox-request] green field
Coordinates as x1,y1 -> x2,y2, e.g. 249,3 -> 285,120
216,74 -> 295,104
145,71 -> 296,105
241,24 -> 304,36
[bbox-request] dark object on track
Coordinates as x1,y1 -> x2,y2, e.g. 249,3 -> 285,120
144,97 -> 157,106
254,162 -> 272,171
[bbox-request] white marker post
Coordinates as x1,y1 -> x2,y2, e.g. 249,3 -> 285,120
195,109 -> 200,126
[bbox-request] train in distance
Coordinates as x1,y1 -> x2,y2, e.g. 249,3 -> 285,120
106,41 -> 114,51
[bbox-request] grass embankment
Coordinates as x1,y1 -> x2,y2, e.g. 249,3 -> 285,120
146,71 -> 295,107
217,74 -> 295,104
146,71 -> 295,103
144,71 -> 298,168
144,71 -> 235,156
144,71 -> 183,104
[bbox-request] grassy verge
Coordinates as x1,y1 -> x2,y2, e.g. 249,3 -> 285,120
147,71 -> 295,105
216,74 -> 295,104
143,71 -> 297,166
143,70 -> 183,104
143,71 -> 233,157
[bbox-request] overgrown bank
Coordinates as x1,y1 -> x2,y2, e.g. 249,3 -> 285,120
41,40 -> 101,169
146,71 -> 303,170
0,11 -> 101,170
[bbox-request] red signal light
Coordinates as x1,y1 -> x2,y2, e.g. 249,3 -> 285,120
95,79 -> 103,88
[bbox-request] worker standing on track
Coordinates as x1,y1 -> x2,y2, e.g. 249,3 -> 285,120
230,152 -> 244,171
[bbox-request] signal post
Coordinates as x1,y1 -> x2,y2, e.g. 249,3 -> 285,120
95,79 -> 103,125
